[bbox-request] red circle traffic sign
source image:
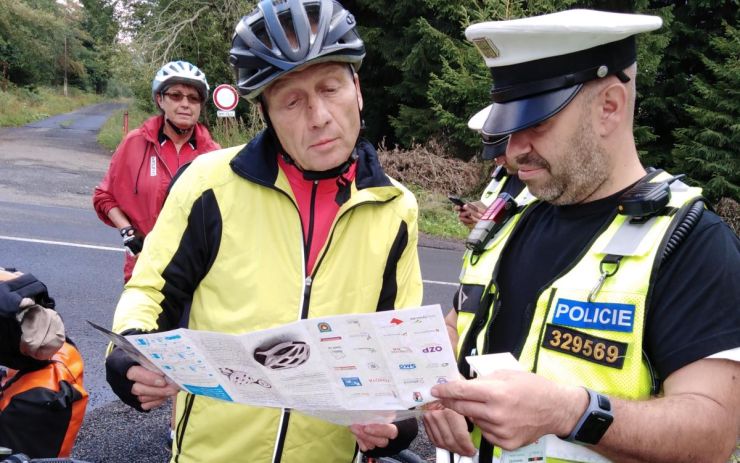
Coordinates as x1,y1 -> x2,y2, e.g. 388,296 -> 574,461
212,84 -> 239,111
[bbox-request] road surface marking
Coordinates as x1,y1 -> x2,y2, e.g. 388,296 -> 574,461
0,235 -> 459,287
0,235 -> 122,252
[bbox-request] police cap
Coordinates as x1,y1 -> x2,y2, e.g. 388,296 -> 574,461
466,9 -> 662,138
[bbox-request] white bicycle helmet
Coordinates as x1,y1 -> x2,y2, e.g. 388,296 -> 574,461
254,341 -> 310,370
229,0 -> 366,102
151,60 -> 210,106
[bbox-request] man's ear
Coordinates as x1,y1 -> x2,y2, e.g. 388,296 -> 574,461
155,94 -> 163,111
597,81 -> 628,137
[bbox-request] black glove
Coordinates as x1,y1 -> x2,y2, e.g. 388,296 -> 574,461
105,344 -> 147,412
119,226 -> 144,256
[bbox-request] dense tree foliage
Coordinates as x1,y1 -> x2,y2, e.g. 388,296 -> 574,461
0,0 -> 118,92
114,0 -> 247,115
1,0 -> 736,201
672,22 -> 739,202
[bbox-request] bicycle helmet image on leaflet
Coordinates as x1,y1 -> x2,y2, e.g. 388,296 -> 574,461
253,340 -> 310,370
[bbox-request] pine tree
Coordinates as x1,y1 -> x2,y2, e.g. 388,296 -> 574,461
671,22 -> 740,202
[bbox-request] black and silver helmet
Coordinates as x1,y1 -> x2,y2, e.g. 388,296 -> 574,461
230,0 -> 366,102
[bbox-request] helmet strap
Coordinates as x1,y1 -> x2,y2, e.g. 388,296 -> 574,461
165,118 -> 194,136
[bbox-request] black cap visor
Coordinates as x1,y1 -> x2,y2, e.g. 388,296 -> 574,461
481,134 -> 509,160
482,84 -> 582,137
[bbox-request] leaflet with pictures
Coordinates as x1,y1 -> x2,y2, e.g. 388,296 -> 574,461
90,304 -> 458,425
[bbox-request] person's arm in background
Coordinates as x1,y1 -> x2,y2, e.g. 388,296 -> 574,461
105,206 -> 133,230
92,135 -> 146,256
93,134 -> 132,228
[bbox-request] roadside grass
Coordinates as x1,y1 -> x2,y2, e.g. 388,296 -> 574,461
0,85 -> 103,127
97,103 -> 151,151
410,185 -> 470,239
208,106 -> 264,149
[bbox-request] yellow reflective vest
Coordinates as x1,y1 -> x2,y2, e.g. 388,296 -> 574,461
456,172 -> 703,461
111,134 -> 423,463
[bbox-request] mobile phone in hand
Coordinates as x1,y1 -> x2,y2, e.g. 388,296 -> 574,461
448,195 -> 466,207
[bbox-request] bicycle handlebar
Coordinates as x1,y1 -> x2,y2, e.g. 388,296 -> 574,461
1,454 -> 92,463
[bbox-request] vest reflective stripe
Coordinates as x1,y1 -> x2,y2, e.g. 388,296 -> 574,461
463,172 -> 702,462
480,174 -> 505,206
456,184 -> 536,356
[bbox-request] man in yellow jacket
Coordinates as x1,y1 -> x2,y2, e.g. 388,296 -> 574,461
104,0 -> 423,461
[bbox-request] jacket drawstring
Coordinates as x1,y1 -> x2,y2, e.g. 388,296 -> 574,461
133,150 -> 147,195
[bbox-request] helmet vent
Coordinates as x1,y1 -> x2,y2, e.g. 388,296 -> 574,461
278,14 -> 299,50
253,20 -> 273,49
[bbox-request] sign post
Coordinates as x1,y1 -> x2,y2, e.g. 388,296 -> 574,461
212,84 -> 239,117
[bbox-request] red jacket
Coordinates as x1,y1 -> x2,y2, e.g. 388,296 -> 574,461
93,115 -> 220,281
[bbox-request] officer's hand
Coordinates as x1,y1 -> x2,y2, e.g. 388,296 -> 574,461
423,401 -> 476,456
431,370 -> 587,451
127,365 -> 180,411
17,299 -> 65,360
456,203 -> 483,229
349,423 -> 398,452
119,226 -> 144,256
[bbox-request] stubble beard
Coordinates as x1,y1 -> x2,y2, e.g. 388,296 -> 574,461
525,117 -> 610,206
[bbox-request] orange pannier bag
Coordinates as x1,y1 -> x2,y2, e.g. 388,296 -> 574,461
0,341 -> 88,458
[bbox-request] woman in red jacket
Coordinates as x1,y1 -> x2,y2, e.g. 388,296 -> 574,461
93,61 -> 221,283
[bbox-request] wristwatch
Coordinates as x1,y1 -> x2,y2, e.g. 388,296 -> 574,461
565,388 -> 613,445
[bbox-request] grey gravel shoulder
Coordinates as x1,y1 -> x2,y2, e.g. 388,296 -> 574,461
419,233 -> 465,251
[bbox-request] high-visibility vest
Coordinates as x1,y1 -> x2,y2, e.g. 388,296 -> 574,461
457,172 -> 703,462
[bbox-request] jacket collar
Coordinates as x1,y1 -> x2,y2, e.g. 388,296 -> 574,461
140,115 -> 218,151
230,130 -> 393,191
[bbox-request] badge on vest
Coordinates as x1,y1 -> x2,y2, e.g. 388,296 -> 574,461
542,324 -> 627,369
150,155 -> 157,176
553,298 -> 635,332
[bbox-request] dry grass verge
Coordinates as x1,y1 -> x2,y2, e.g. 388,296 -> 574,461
378,139 -> 488,196
716,197 -> 739,235
378,139 -> 491,239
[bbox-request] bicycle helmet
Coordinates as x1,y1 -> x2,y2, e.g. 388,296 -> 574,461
230,0 -> 366,102
254,340 -> 310,369
151,60 -> 210,107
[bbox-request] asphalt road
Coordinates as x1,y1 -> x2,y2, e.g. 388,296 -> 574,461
0,104 -> 465,462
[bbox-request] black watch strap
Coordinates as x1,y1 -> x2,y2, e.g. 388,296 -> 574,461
566,388 -> 613,445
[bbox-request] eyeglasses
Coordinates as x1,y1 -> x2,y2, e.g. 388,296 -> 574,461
163,92 -> 202,104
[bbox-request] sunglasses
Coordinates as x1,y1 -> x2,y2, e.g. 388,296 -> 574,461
163,92 -> 202,104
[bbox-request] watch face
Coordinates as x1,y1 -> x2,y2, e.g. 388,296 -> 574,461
575,411 -> 614,444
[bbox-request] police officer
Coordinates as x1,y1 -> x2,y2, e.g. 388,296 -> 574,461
424,9 -> 740,463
